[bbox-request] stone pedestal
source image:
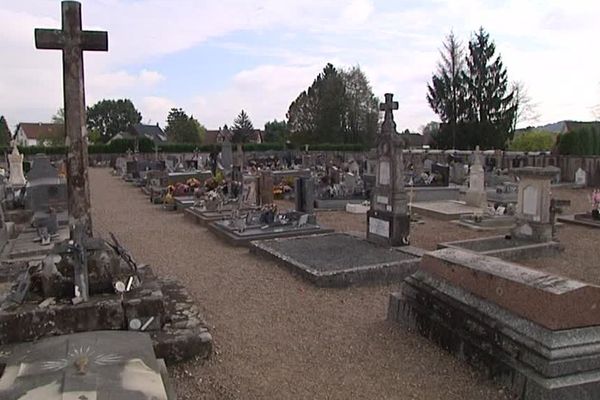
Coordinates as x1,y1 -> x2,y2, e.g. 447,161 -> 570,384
465,147 -> 486,208
511,167 -> 558,242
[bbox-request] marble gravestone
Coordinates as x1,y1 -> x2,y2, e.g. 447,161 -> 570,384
367,93 -> 409,247
464,146 -> 487,209
8,145 -> 26,187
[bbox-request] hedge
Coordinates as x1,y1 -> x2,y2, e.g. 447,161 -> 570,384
558,126 -> 600,155
2,141 -> 370,155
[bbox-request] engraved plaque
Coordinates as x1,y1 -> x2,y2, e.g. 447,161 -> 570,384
369,217 -> 390,238
379,160 -> 390,185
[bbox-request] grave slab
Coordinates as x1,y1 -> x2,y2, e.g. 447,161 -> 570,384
411,200 -> 482,220
419,248 -> 600,330
250,233 -> 420,286
390,269 -> 600,400
1,226 -> 70,262
208,220 -> 334,247
0,330 -> 174,400
558,214 -> 600,229
438,235 -> 563,261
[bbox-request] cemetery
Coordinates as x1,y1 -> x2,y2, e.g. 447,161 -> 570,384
1,1 -> 600,399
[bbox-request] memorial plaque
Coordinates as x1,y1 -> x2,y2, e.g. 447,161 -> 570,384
379,160 -> 390,185
523,186 -> 538,216
368,217 -> 390,238
376,195 -> 388,205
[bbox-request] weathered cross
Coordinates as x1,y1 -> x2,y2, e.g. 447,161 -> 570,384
379,93 -> 398,135
35,1 -> 108,237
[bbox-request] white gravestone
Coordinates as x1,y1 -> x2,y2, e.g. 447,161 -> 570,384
575,168 -> 587,187
8,146 -> 26,187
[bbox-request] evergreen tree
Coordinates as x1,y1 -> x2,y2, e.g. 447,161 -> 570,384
232,110 -> 254,143
165,108 -> 204,144
462,27 -> 516,149
426,28 -> 516,149
0,116 -> 12,147
426,31 -> 467,149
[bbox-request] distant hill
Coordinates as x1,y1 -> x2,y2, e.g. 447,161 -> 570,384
517,120 -> 600,135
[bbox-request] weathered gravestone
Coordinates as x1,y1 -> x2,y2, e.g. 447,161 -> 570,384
367,93 -> 409,247
511,166 -> 559,242
23,156 -> 68,228
295,176 -> 314,214
259,170 -> 274,205
575,167 -> 587,187
7,145 -> 26,188
464,146 -> 487,209
221,138 -> 233,171
35,0 -> 108,236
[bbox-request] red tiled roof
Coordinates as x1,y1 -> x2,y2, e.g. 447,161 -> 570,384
17,123 -> 64,139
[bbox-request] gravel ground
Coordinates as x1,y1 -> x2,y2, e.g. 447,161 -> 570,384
90,168 -> 594,400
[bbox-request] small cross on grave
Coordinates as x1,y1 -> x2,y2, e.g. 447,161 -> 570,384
35,1 -> 108,237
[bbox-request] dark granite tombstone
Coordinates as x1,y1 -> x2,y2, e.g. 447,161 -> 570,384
367,93 -> 409,247
24,156 -> 68,216
294,176 -> 314,213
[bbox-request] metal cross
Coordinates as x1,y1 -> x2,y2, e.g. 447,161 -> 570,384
35,1 -> 108,237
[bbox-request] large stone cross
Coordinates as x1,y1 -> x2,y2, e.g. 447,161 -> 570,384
379,93 -> 398,136
35,1 -> 108,236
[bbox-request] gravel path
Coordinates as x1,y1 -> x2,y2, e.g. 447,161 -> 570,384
89,168 -> 557,400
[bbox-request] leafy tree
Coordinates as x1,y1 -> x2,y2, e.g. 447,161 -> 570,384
287,63 -> 377,145
0,116 -> 12,147
427,31 -> 467,149
264,119 -> 289,143
341,66 -> 379,145
420,121 -> 440,147
509,130 -> 556,151
165,108 -> 204,144
232,110 -> 254,143
51,108 -> 64,124
462,27 -> 516,149
87,99 -> 142,143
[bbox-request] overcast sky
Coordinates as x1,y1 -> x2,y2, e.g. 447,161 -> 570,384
2,0 -> 599,132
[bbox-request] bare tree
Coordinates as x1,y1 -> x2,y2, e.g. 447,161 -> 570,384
511,81 -> 540,129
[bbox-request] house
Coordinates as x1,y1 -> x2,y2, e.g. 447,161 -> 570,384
203,126 -> 263,145
109,123 -> 168,144
516,120 -> 600,136
14,123 -> 64,146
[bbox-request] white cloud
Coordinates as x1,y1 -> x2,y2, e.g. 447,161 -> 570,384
1,0 -> 599,133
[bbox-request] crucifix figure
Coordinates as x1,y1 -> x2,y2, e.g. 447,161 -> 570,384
379,93 -> 399,136
35,1 -> 108,237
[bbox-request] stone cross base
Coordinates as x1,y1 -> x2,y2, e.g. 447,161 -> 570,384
511,218 -> 553,243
